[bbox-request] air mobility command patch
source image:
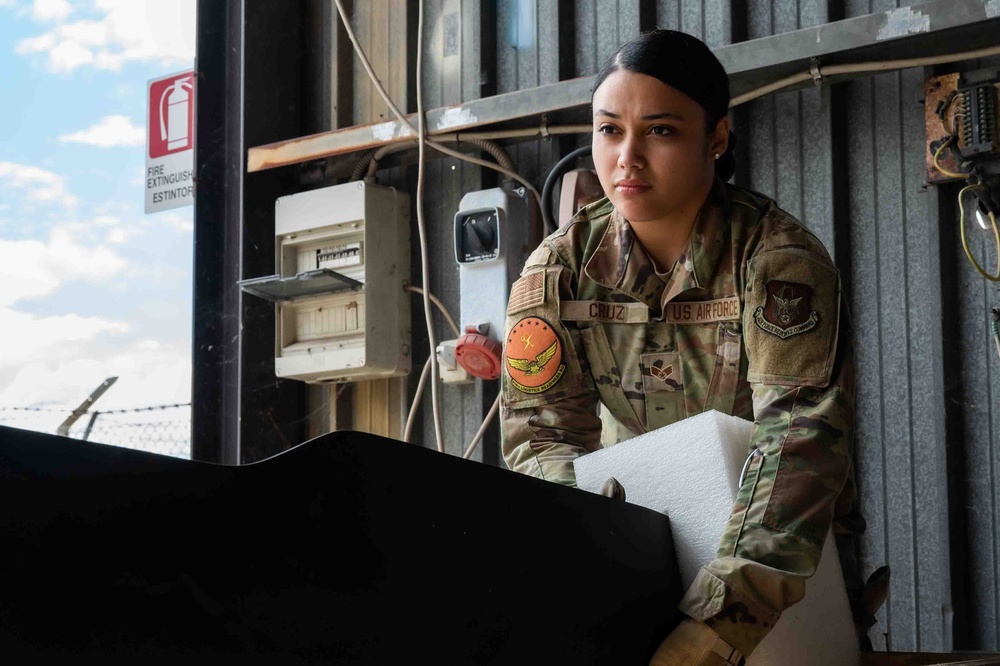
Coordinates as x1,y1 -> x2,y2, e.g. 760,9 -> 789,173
753,280 -> 819,339
505,317 -> 565,394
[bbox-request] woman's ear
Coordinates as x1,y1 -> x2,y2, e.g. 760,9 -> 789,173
711,116 -> 730,156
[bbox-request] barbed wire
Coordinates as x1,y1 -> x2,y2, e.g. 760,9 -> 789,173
0,402 -> 191,414
0,404 -> 192,460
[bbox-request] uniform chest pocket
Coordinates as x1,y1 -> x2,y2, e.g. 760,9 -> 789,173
705,322 -> 743,415
673,321 -> 743,418
578,324 -> 646,435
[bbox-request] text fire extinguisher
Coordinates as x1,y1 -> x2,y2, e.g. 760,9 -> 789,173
159,76 -> 193,151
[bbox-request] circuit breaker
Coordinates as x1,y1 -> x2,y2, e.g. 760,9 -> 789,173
240,181 -> 411,383
443,187 -> 534,382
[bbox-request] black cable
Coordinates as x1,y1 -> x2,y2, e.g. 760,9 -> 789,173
541,145 -> 592,234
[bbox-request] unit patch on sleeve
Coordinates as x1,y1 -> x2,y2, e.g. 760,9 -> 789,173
753,280 -> 818,339
505,316 -> 565,394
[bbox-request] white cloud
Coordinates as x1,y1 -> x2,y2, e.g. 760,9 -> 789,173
60,114 -> 144,147
33,0 -> 71,22
104,225 -> 142,244
0,223 -> 128,306
93,214 -> 120,226
0,161 -> 77,208
0,335 -> 191,411
158,211 -> 193,233
16,0 -> 195,73
0,310 -> 128,366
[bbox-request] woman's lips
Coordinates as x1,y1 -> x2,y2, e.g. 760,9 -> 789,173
615,180 -> 651,196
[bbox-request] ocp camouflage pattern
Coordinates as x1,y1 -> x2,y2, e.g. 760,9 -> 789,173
500,179 -> 861,657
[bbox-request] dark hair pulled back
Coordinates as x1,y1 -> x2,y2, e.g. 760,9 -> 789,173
593,29 -> 737,181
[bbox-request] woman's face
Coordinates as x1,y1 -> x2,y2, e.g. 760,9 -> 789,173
591,70 -> 728,224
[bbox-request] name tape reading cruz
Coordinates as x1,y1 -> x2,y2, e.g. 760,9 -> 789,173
559,296 -> 741,325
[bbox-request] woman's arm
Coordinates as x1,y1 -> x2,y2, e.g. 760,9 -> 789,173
677,244 -> 856,658
499,245 -> 603,486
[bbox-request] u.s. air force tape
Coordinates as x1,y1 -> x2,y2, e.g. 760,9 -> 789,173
560,301 -> 649,324
664,296 -> 741,324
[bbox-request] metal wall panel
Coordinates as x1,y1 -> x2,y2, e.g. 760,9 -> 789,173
843,65 -> 953,651
573,0 -> 654,77
654,0 -> 732,46
945,51 -> 1000,649
953,188 -> 1000,651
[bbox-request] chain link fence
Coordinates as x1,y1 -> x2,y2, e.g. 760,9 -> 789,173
0,404 -> 192,459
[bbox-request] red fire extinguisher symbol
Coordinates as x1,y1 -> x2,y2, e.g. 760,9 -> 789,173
148,72 -> 194,159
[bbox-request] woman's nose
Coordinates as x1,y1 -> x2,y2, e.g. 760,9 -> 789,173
617,135 -> 645,171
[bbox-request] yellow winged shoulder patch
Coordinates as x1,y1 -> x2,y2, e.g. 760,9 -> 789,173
505,317 -> 565,394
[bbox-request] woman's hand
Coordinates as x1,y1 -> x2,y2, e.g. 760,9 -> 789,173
648,617 -> 745,666
597,476 -> 626,501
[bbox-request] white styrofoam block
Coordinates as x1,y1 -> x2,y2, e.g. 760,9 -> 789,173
574,410 -> 859,666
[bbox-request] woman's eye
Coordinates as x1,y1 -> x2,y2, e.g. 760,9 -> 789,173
650,125 -> 673,136
597,125 -> 618,135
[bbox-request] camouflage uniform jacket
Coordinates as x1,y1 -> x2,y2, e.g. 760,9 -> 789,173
500,179 -> 857,657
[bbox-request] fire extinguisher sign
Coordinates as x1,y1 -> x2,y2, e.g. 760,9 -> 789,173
145,70 -> 195,214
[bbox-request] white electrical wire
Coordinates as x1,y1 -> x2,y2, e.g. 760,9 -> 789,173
332,0 -> 542,209
335,0 -> 527,458
463,395 -> 500,460
333,0 -> 445,452
414,0 -> 445,454
403,357 -> 432,443
401,286 -> 460,444
404,285 -> 461,337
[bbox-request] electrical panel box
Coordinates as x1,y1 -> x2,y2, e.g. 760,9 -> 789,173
925,69 -> 1000,183
241,181 -> 411,384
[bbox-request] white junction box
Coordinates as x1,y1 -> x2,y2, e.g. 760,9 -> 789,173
240,181 -> 411,383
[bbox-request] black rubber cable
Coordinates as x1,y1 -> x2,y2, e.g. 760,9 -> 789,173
541,145 -> 592,234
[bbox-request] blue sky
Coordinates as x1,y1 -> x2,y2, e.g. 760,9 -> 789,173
0,0 -> 196,415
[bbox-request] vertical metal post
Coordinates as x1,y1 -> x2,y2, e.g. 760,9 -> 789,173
193,0 -> 243,464
193,0 -> 308,465
81,412 -> 101,442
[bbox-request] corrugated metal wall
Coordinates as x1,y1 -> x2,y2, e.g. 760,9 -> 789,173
331,0 -> 1000,652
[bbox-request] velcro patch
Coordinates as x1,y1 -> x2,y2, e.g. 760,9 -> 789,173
506,271 -> 545,315
664,296 -> 741,325
753,280 -> 818,339
504,316 -> 565,394
640,352 -> 683,392
560,300 -> 649,324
